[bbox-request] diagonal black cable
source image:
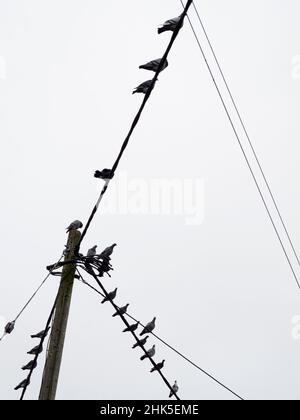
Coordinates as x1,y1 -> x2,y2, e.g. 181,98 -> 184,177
191,0 -> 300,270
0,255 -> 64,343
81,266 -> 180,400
76,269 -> 244,400
19,291 -> 59,400
77,0 -> 194,250
179,0 -> 300,290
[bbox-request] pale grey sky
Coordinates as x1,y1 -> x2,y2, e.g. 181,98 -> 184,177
1,0 -> 300,400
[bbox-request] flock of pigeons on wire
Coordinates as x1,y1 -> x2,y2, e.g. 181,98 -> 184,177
70,222 -> 179,399
14,327 -> 51,391
93,15 -> 184,183
14,219 -> 179,398
132,14 -> 183,95
13,12 -> 183,399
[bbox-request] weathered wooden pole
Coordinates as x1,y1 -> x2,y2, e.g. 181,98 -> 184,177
39,229 -> 81,400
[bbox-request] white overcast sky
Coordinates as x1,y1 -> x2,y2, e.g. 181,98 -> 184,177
1,0 -> 300,400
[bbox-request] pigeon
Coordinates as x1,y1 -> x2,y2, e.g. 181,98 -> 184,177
27,344 -> 43,355
22,360 -> 37,371
150,359 -> 165,373
14,378 -> 30,391
112,304 -> 129,317
132,336 -> 149,349
140,317 -> 156,336
123,322 -> 140,333
66,220 -> 83,233
101,288 -> 117,304
133,80 -> 153,95
87,245 -> 97,257
140,345 -> 156,361
94,169 -> 114,180
139,58 -> 168,73
99,244 -> 117,260
4,321 -> 15,334
31,327 -> 50,339
169,381 -> 179,398
158,15 -> 183,34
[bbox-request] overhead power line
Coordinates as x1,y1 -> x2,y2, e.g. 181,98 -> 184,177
80,265 -> 181,400
0,255 -> 64,343
77,0 -> 194,250
191,1 -> 300,270
179,0 -> 300,290
76,269 -> 244,401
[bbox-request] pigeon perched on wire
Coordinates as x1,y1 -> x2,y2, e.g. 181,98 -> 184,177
99,244 -> 117,260
101,288 -> 118,304
27,344 -> 43,355
31,327 -> 50,339
140,345 -> 156,361
94,169 -> 114,181
4,321 -> 15,334
140,317 -> 156,336
123,322 -> 140,333
87,246 -> 97,257
112,304 -> 129,318
14,378 -> 30,391
132,336 -> 149,349
22,360 -> 37,371
139,58 -> 168,73
133,80 -> 153,95
66,220 -> 83,233
150,359 -> 165,373
158,15 -> 183,34
169,381 -> 179,398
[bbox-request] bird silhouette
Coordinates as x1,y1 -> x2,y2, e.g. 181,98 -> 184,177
132,336 -> 149,349
66,220 -> 83,233
31,327 -> 50,339
22,360 -> 37,371
140,345 -> 156,361
27,344 -> 43,355
133,80 -> 153,95
158,15 -> 183,34
150,359 -> 165,373
101,288 -> 117,304
99,244 -> 117,260
14,378 -> 30,391
87,245 -> 97,257
123,322 -> 140,333
140,317 -> 156,336
94,169 -> 114,180
169,380 -> 179,398
139,58 -> 168,73
112,304 -> 129,317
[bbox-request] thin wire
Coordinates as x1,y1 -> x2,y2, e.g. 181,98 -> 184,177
14,255 -> 63,323
179,0 -> 300,290
81,266 -> 181,401
77,269 -> 244,400
78,0 -> 194,250
0,255 -> 64,343
19,291 -> 59,400
191,1 -> 300,269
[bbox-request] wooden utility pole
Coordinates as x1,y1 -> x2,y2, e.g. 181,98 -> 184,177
39,229 -> 81,400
